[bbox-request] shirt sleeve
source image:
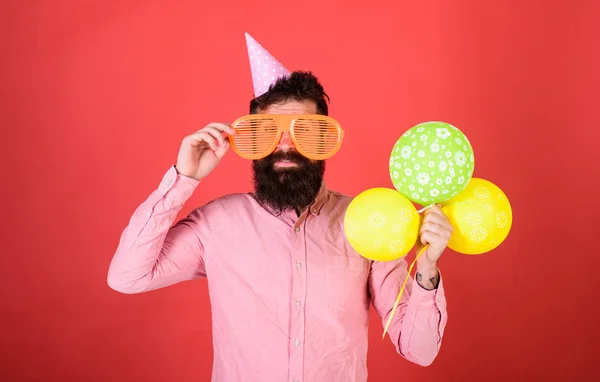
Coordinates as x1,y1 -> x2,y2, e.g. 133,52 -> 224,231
107,166 -> 207,294
368,257 -> 448,366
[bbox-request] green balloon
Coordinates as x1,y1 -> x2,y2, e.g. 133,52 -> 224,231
389,121 -> 475,206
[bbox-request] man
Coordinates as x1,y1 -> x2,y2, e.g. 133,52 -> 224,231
108,35 -> 452,382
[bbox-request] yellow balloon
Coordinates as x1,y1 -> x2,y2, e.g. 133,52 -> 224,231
344,188 -> 420,261
441,178 -> 512,255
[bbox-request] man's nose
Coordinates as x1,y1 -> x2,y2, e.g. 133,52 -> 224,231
276,132 -> 294,152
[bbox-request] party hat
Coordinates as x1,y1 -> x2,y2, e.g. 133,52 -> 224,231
245,32 -> 291,97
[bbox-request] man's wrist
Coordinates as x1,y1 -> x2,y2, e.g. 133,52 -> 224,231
415,264 -> 440,291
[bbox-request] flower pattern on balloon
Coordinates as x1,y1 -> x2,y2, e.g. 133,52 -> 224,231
455,151 -> 467,166
465,212 -> 482,226
496,212 -> 509,228
389,240 -> 406,255
398,207 -> 413,223
368,212 -> 386,229
474,185 -> 490,199
470,226 -> 488,242
436,128 -> 451,139
401,146 -> 412,159
417,173 -> 430,185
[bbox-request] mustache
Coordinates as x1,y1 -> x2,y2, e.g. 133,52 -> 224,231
262,150 -> 309,165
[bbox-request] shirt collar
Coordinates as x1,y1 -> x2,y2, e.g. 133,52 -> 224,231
308,180 -> 329,216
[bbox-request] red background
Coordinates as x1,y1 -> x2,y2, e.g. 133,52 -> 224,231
2,0 -> 599,381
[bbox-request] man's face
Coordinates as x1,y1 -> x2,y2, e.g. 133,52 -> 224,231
252,100 -> 326,214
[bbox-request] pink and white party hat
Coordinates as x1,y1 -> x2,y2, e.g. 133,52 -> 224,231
245,32 -> 291,97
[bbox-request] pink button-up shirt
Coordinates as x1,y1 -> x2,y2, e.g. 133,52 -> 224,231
107,166 -> 448,382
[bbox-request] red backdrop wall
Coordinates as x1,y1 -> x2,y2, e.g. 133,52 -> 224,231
2,1 -> 599,381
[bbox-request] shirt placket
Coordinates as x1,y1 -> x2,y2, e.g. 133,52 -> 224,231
289,218 -> 307,382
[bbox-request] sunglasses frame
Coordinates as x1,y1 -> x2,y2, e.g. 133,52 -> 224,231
228,114 -> 345,160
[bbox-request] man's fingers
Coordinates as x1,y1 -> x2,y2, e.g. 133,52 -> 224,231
202,126 -> 227,147
420,231 -> 435,246
206,122 -> 236,136
188,131 -> 217,150
179,123 -> 236,169
184,123 -> 236,151
422,212 -> 449,227
422,205 -> 452,228
214,139 -> 231,160
420,221 -> 452,237
420,230 -> 451,247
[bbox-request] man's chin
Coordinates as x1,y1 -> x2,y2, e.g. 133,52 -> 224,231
274,172 -> 292,183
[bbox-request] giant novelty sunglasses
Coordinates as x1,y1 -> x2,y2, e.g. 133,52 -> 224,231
228,114 -> 344,160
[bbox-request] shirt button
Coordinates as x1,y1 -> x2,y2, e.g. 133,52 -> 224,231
294,339 -> 301,347
293,380 -> 299,382
295,300 -> 301,307
294,226 -> 300,233
296,261 -> 302,268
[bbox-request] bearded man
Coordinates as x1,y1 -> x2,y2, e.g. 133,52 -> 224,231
108,44 -> 452,382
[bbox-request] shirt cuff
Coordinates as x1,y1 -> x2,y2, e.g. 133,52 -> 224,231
157,165 -> 200,203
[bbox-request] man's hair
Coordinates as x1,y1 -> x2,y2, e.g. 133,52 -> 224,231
249,71 -> 330,115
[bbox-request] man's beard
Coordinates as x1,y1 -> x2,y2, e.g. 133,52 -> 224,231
252,150 -> 325,214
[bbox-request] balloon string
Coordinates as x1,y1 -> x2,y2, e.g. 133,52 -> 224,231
382,244 -> 429,339
416,204 -> 434,214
